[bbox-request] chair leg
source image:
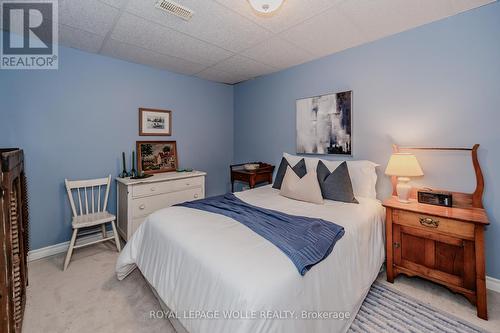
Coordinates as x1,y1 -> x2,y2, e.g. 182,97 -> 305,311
111,220 -> 121,252
64,228 -> 78,271
101,223 -> 107,239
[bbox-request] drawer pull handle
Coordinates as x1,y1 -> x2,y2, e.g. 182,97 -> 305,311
150,187 -> 156,191
194,194 -> 199,199
139,204 -> 146,210
419,217 -> 439,228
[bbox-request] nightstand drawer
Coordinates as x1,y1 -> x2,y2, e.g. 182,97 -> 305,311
393,210 -> 474,240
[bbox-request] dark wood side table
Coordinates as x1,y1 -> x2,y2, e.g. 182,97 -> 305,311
230,162 -> 275,192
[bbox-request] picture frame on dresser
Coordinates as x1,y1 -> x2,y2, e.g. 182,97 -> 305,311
137,141 -> 178,174
139,108 -> 172,136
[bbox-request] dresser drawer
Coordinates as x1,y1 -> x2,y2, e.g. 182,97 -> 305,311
132,176 -> 204,198
132,187 -> 203,218
393,210 -> 474,240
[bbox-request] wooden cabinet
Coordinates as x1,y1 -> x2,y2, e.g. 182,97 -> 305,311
116,171 -> 206,241
1,149 -> 29,333
384,143 -> 490,319
384,197 -> 489,319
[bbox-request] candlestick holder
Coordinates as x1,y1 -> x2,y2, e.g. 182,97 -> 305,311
130,151 -> 137,178
119,152 -> 129,178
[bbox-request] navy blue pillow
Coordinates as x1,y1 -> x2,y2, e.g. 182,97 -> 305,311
316,161 -> 358,203
273,157 -> 307,189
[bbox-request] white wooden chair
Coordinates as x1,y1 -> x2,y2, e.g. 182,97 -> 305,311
63,175 -> 121,270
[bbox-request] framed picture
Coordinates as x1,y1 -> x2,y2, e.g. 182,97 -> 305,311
296,90 -> 352,155
139,108 -> 172,136
137,141 -> 178,174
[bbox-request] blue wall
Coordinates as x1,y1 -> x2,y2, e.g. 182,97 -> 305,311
0,46 -> 233,250
1,2 -> 499,279
0,101 -> 11,146
234,3 -> 500,278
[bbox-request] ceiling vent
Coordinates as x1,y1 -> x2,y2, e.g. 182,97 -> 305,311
155,0 -> 194,21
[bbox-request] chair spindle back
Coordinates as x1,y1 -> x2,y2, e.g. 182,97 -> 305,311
65,175 -> 111,217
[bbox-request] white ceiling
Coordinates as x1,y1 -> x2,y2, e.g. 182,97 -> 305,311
57,0 -> 495,84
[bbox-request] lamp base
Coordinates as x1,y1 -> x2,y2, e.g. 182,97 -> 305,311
396,177 -> 412,203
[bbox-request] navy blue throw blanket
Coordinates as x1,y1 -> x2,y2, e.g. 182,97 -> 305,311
175,193 -> 345,276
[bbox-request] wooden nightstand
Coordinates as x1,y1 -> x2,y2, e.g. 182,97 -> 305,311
383,144 -> 490,320
383,198 -> 489,319
230,162 -> 275,192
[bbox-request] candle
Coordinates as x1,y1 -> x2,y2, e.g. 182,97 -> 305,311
120,152 -> 128,178
131,151 -> 137,177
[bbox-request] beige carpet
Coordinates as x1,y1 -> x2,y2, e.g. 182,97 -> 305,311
24,243 -> 174,333
24,243 -> 500,333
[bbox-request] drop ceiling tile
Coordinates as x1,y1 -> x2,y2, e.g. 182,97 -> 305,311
337,0 -> 494,43
336,0 -> 445,42
210,55 -> 277,78
59,24 -> 105,53
59,0 -> 120,36
125,0 -> 272,52
196,68 -> 249,84
451,0 -> 495,13
98,0 -> 129,9
111,13 -> 234,66
242,36 -> 315,70
101,38 -> 207,75
52,0 -> 493,84
214,0 -> 341,33
280,7 -> 365,58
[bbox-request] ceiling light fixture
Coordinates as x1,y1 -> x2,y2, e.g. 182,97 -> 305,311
247,0 -> 284,15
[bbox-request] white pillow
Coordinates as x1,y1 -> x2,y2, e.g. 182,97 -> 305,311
283,152 -> 319,172
282,153 -> 379,199
279,166 -> 323,204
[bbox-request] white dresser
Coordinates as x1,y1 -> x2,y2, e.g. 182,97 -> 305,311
116,171 -> 206,241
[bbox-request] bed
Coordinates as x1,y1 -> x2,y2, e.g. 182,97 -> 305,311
116,183 -> 385,333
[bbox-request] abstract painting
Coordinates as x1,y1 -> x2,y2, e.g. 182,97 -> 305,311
296,91 -> 352,155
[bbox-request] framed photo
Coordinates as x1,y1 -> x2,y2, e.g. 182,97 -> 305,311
137,141 -> 178,174
139,108 -> 172,136
296,90 -> 352,155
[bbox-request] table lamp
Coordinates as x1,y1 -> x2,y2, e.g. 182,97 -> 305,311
385,153 -> 424,203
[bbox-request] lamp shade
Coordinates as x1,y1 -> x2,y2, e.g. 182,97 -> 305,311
385,153 -> 424,177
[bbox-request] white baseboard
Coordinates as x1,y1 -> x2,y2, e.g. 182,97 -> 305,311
486,276 -> 500,293
28,230 -> 115,262
28,241 -> 69,262
27,239 -> 500,294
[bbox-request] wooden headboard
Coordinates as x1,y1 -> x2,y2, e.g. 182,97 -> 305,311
391,144 -> 484,209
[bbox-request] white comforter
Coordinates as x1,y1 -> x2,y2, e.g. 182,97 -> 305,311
116,185 -> 385,333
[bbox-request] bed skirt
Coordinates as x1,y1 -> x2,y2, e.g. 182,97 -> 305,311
145,276 -> 375,333
148,281 -> 190,333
